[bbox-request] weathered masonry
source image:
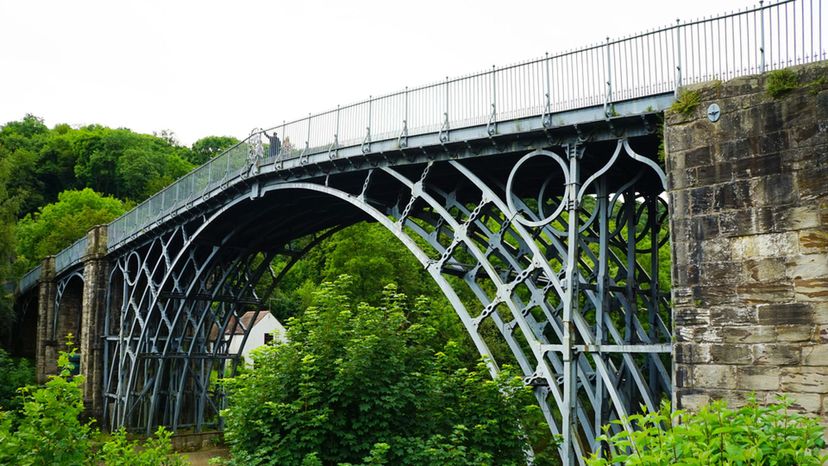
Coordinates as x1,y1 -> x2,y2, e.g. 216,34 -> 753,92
667,62 -> 828,422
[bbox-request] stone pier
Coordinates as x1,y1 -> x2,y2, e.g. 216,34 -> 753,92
33,225 -> 109,419
666,62 -> 828,422
80,225 -> 108,420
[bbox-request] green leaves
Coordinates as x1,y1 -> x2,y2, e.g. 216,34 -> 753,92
0,348 -> 34,411
98,427 -> 186,466
586,397 -> 828,466
189,136 -> 240,165
0,340 -> 186,465
15,188 -> 126,268
221,276 -> 542,465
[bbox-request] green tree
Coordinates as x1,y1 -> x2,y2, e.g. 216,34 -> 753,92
0,339 -> 186,465
222,276 -> 550,466
0,348 -> 34,411
0,340 -> 95,465
116,146 -> 192,200
15,188 -> 126,268
70,126 -> 193,201
586,398 -> 827,466
189,135 -> 240,165
0,158 -> 20,339
0,114 -> 48,153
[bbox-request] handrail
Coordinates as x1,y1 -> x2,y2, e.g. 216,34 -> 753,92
55,237 -> 88,274
16,0 -> 825,288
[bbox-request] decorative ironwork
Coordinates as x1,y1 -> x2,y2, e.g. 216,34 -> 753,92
96,134 -> 669,465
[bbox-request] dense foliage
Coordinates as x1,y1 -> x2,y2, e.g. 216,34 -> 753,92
0,115 -> 237,340
0,348 -> 34,411
222,276 -> 558,465
15,188 -> 127,269
586,398 -> 828,466
189,135 -> 240,165
0,340 -> 185,465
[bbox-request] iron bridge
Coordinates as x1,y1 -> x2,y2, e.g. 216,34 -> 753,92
15,1 -> 825,464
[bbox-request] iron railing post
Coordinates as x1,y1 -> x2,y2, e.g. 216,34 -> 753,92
604,37 -> 613,118
760,1 -> 766,72
281,120 -> 286,158
302,112 -> 311,162
543,52 -> 552,127
362,96 -> 372,154
331,104 -> 340,158
440,76 -> 450,142
398,87 -> 409,148
674,18 -> 683,96
487,65 -> 497,135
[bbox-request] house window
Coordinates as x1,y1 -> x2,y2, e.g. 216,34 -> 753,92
264,333 -> 274,345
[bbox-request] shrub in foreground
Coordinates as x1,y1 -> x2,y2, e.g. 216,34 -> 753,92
0,338 -> 186,465
0,348 -> 35,411
586,397 -> 827,465
221,276 -> 557,465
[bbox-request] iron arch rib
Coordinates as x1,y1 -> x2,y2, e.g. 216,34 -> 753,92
101,139 -> 671,465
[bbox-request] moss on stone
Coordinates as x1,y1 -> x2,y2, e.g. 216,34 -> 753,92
670,89 -> 701,116
765,69 -> 799,98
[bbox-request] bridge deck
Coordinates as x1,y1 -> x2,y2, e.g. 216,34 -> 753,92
19,0 -> 825,294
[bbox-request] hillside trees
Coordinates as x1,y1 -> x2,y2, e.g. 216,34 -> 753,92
0,116 -> 198,218
15,189 -> 127,269
69,126 -> 193,201
0,158 -> 20,338
189,135 -> 240,165
0,115 -> 251,272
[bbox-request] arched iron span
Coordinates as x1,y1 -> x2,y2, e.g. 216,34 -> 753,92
101,138 -> 671,465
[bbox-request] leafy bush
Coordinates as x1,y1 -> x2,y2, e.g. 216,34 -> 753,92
670,90 -> 701,116
0,340 -> 95,465
586,397 -> 828,466
15,188 -> 126,268
0,348 -> 34,411
765,69 -> 799,98
221,276 -> 556,465
99,427 -> 186,466
0,338 -> 186,465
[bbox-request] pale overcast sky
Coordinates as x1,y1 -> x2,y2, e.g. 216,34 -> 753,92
1,0 -> 756,146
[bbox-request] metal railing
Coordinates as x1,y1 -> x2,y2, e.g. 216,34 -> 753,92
18,264 -> 42,294
16,0 -> 826,285
55,237 -> 88,274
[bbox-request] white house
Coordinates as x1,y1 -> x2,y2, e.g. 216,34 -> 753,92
212,310 -> 286,365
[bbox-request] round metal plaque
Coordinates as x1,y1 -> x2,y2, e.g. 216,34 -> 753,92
707,103 -> 721,122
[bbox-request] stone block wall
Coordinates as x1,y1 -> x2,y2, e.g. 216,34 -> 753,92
665,62 -> 828,422
80,225 -> 109,420
33,225 -> 109,420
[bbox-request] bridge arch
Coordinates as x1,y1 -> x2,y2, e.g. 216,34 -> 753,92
52,270 -> 85,373
102,137 -> 670,465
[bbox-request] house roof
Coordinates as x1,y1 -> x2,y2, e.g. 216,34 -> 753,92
209,310 -> 272,340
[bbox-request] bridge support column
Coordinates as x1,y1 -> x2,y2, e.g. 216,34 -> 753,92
666,63 -> 828,425
35,257 -> 56,383
80,225 -> 109,420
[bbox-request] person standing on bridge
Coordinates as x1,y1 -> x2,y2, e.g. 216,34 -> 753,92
263,130 -> 281,158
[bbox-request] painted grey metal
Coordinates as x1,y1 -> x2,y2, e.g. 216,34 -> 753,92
94,133 -> 669,465
55,237 -> 88,275
18,264 -> 42,294
15,0 -> 823,280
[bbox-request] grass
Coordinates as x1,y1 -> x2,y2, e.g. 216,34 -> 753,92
765,69 -> 799,98
670,89 -> 701,116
